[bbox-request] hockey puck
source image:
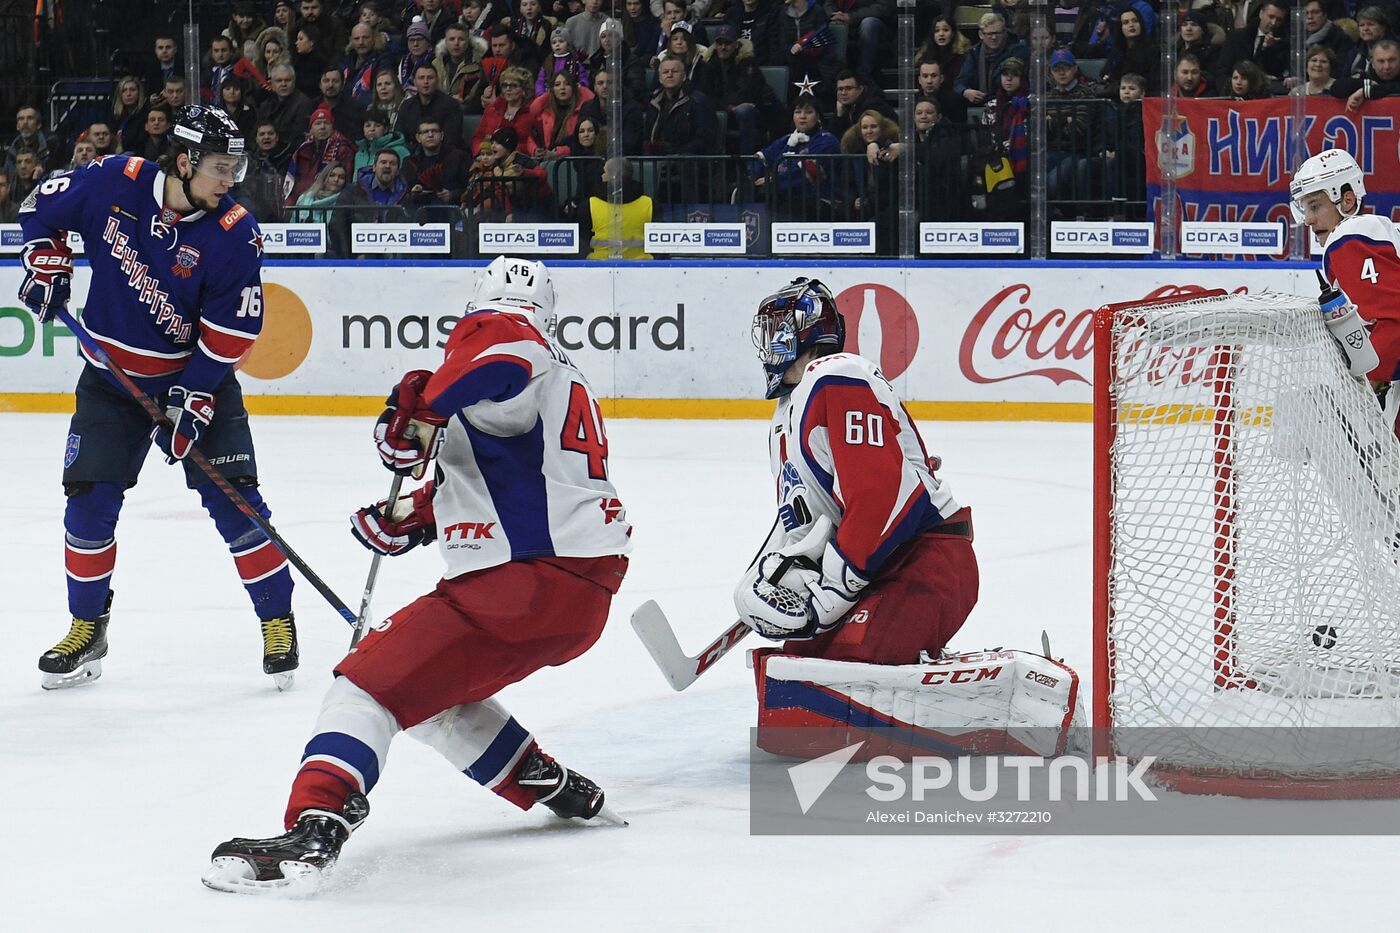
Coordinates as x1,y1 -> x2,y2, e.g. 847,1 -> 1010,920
1312,625 -> 1339,649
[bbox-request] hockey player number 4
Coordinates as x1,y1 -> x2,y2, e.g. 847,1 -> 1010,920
845,410 -> 884,446
561,381 -> 609,479
1360,258 -> 1379,284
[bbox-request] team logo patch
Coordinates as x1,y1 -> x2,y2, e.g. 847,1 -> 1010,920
171,245 -> 201,278
64,433 -> 81,467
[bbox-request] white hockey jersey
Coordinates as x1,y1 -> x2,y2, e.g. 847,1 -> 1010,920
421,306 -> 632,580
769,352 -> 960,576
1321,212 -> 1400,380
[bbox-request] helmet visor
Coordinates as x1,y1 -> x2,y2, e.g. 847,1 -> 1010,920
192,151 -> 249,183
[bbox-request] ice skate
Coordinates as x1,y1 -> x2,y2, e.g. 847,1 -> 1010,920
202,791 -> 369,895
260,613 -> 299,691
518,748 -> 627,826
39,592 -> 112,690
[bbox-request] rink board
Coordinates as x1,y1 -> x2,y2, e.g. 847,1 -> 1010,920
0,261 -> 1321,418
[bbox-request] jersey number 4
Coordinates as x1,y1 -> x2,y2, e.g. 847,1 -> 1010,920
561,381 -> 609,479
1361,257 -> 1380,284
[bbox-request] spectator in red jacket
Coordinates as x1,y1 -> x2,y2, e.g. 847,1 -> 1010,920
471,65 -> 538,154
285,102 -> 355,202
527,70 -> 594,158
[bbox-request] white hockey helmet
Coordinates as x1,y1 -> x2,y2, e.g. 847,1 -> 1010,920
1289,148 -> 1366,222
470,256 -> 557,331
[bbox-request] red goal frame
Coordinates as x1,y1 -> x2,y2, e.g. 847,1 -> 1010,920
1091,291 -> 1400,799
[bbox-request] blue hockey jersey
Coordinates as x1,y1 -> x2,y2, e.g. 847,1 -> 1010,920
19,155 -> 265,393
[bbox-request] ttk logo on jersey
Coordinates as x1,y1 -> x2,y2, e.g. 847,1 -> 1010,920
171,245 -> 201,278
443,521 -> 495,541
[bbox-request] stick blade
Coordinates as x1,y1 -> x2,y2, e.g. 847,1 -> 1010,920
630,599 -> 700,692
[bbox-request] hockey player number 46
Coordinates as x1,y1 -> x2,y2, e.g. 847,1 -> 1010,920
845,410 -> 884,446
561,381 -> 609,479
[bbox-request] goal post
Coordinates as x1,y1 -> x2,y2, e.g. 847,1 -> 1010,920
1093,288 -> 1400,798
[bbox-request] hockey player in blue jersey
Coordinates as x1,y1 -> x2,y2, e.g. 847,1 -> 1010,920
18,105 -> 299,690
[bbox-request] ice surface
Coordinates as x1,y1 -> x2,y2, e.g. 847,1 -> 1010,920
2,415 -> 1396,930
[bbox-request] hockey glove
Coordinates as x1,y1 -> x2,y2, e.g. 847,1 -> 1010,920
733,516 -> 869,640
151,386 -> 215,463
18,238 -> 74,323
374,370 -> 447,477
350,482 -> 437,556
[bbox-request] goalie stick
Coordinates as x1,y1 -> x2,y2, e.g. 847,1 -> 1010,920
630,600 -> 752,691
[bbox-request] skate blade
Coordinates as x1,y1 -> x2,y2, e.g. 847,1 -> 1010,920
592,802 -> 629,827
271,670 -> 295,692
40,660 -> 102,690
201,856 -> 323,895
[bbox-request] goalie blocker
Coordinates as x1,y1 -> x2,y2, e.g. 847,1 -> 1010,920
753,648 -> 1084,760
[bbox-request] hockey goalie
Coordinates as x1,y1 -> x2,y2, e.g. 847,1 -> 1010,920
732,278 -> 1082,761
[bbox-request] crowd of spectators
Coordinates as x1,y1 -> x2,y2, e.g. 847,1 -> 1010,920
4,0 -> 1400,253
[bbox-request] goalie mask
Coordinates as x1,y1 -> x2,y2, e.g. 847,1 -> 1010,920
752,278 -> 846,400
469,256 -> 558,334
1290,148 -> 1366,223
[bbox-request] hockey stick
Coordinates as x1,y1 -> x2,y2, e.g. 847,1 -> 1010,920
630,600 -> 752,691
55,308 -> 358,627
350,472 -> 403,648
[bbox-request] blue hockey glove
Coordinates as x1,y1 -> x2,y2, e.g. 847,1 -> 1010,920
152,386 -> 216,463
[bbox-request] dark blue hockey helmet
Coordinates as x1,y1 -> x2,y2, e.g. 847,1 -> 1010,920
752,277 -> 846,399
170,105 -> 249,182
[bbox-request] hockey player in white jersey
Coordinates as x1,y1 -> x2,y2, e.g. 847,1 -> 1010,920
203,257 -> 631,893
733,277 -> 1082,760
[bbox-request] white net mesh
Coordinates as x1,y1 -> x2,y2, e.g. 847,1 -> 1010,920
1103,290 -> 1400,781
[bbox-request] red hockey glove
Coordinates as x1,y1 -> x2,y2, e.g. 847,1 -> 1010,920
350,482 -> 438,556
18,237 -> 74,323
373,370 -> 448,477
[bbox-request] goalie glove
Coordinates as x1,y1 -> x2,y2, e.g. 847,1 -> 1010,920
1318,272 -> 1380,379
733,516 -> 870,640
374,370 -> 448,477
350,482 -> 437,556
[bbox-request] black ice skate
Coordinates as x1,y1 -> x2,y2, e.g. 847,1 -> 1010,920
202,791 -> 369,894
517,748 -> 627,826
38,591 -> 113,690
259,613 -> 299,691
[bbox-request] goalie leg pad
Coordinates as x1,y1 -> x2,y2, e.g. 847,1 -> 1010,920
753,648 -> 1083,760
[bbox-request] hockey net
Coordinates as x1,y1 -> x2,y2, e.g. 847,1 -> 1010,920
1093,289 -> 1400,797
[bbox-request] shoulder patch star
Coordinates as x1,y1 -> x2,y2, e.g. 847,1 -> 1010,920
248,231 -> 264,257
793,75 -> 820,97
